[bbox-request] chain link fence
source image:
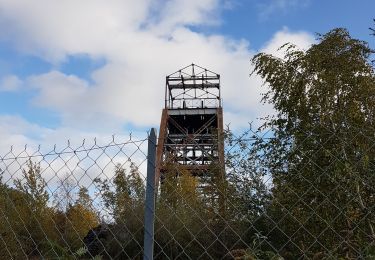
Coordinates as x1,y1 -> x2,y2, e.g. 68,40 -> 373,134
0,135 -> 149,259
0,125 -> 374,259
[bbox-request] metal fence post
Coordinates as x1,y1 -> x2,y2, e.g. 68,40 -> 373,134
143,128 -> 157,260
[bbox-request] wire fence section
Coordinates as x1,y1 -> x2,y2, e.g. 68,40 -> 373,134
1,125 -> 375,259
0,135 -> 149,259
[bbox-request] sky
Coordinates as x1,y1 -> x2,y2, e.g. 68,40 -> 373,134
0,0 -> 374,151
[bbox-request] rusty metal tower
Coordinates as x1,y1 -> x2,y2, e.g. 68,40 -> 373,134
156,64 -> 224,182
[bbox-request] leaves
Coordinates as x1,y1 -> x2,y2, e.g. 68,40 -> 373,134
252,28 -> 375,258
14,159 -> 49,210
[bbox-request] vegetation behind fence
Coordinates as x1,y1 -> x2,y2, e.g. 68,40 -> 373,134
0,122 -> 374,259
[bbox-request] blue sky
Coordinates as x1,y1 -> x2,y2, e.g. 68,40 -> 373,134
220,0 -> 374,49
0,0 -> 374,149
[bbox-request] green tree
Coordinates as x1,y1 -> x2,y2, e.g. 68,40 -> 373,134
223,128 -> 274,255
64,186 -> 99,253
5,159 -> 58,258
96,163 -> 144,222
155,163 -> 208,259
14,160 -> 53,255
53,173 -> 76,212
0,169 -> 29,259
94,162 -> 145,258
154,151 -> 270,259
15,159 -> 49,211
252,28 -> 375,258
76,186 -> 95,210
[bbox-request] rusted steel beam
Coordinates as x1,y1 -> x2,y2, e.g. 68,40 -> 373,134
155,109 -> 168,187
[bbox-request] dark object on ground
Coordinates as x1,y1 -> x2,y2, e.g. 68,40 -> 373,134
83,224 -> 112,258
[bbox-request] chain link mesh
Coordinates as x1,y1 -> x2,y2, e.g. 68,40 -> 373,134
0,125 -> 374,259
0,136 -> 148,259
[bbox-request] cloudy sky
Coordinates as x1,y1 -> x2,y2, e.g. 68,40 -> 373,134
0,0 -> 374,150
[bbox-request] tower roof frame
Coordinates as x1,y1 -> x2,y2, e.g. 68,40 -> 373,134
165,64 -> 221,109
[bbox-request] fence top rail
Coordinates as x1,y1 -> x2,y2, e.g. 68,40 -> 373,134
0,136 -> 148,161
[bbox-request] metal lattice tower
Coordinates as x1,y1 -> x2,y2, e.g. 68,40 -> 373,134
156,64 -> 224,182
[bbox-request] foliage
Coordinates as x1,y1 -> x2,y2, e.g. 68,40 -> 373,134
252,28 -> 375,258
10,159 -> 57,257
0,160 -> 98,258
94,162 -> 145,259
64,187 -> 99,252
95,163 -> 144,222
155,163 -> 208,258
14,159 -> 49,211
0,170 -> 30,259
153,145 -> 271,259
53,173 -> 76,212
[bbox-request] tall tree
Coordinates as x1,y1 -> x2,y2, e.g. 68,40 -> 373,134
12,159 -> 57,257
76,186 -> 95,210
94,163 -> 145,258
63,186 -> 99,253
155,163 -> 206,259
252,28 -> 375,258
0,169 -> 26,259
15,159 -> 49,210
53,173 -> 76,212
154,148 -> 271,259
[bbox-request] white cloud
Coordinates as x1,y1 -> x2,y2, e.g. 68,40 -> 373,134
261,27 -> 315,58
0,1 -> 317,192
147,0 -> 221,35
0,0 -> 314,137
0,0 -> 152,62
0,75 -> 22,92
0,114 -> 148,189
29,71 -> 89,111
